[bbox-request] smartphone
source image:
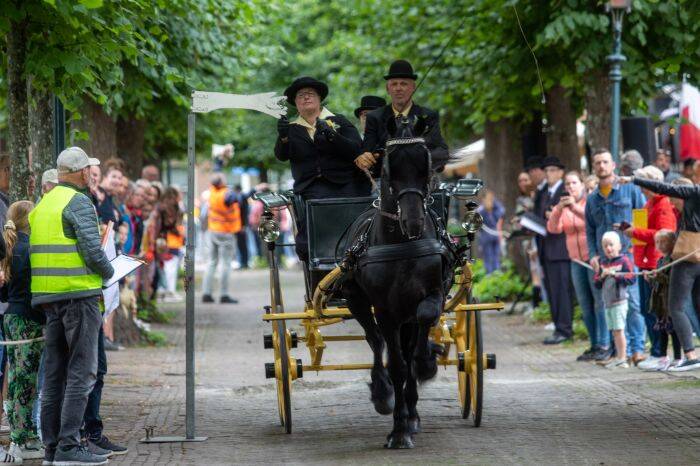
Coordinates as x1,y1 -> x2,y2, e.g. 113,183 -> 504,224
615,221 -> 631,231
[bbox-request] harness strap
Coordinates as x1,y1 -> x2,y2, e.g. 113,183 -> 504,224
357,238 -> 447,268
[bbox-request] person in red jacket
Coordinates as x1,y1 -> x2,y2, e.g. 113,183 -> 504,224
621,165 -> 676,368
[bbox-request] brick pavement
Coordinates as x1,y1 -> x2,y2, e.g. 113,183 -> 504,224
28,269 -> 699,465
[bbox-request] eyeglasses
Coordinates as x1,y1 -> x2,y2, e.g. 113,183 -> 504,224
296,91 -> 318,99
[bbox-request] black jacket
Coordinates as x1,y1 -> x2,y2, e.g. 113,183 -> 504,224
274,113 -> 364,194
534,182 -> 570,262
634,177 -> 700,232
1,232 -> 45,323
361,103 -> 449,176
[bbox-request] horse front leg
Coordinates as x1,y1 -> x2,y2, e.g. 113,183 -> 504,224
413,292 -> 443,382
343,282 -> 393,415
378,316 -> 413,449
401,323 -> 421,435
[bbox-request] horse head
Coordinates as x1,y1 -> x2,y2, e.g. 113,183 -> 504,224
382,115 -> 432,240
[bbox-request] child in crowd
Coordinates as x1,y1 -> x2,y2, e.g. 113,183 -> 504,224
641,229 -> 683,371
594,231 -> 636,369
0,201 -> 45,462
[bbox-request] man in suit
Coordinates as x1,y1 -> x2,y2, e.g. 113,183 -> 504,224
357,60 -> 449,175
275,76 -> 368,260
535,156 -> 574,344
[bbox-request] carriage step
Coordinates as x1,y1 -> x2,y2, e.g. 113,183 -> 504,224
486,353 -> 496,370
263,331 -> 298,349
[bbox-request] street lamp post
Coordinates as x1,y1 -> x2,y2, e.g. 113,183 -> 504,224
607,0 -> 632,165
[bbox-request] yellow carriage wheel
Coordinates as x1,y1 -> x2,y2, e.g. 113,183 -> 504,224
466,310 -> 483,427
454,310 -> 469,419
272,319 -> 293,433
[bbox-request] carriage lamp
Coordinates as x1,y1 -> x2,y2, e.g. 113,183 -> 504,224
259,218 -> 281,243
461,210 -> 484,234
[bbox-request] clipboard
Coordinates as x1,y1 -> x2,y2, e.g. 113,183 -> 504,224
102,255 -> 145,289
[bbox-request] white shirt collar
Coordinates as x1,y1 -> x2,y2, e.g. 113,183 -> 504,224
548,179 -> 563,196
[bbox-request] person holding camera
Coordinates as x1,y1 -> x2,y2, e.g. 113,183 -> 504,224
274,76 -> 368,261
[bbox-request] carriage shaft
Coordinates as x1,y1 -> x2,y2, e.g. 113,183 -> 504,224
303,360 -> 460,372
262,302 -> 504,321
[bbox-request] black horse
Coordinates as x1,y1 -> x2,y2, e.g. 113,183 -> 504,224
341,116 -> 454,449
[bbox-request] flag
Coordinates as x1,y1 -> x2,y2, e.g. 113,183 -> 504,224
680,83 -> 700,160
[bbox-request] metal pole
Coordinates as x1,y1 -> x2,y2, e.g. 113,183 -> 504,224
185,113 -> 196,439
608,12 -> 626,165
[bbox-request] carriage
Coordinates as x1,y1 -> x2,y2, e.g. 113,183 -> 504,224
254,178 -> 504,435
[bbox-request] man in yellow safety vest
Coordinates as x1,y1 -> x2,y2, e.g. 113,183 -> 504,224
29,147 -> 114,466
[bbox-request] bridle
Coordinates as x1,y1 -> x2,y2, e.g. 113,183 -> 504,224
374,135 -> 433,239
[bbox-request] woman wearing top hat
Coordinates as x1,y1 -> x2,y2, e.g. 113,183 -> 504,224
274,76 -> 370,261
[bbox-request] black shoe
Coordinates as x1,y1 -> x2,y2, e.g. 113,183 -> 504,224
593,347 -> 612,361
220,295 -> 239,304
576,347 -> 597,361
202,294 -> 214,303
90,435 -> 128,456
543,333 -> 571,345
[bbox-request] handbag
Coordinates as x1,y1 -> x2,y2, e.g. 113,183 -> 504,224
671,230 -> 700,264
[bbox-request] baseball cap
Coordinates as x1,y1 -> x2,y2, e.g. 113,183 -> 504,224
56,147 -> 100,173
41,168 -> 58,185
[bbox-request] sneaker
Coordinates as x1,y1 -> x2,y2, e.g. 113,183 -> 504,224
576,347 -> 597,362
667,359 -> 700,372
0,446 -> 21,464
9,439 -> 45,460
605,358 -> 630,369
43,448 -> 55,466
544,322 -> 555,331
53,446 -> 107,465
202,294 -> 214,303
668,358 -> 684,369
82,439 -> 111,458
593,347 -> 612,361
103,339 -> 123,352
630,352 -> 647,366
90,436 -> 127,456
219,295 -> 239,304
637,356 -> 664,371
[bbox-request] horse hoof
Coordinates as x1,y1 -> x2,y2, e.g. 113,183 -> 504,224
384,432 -> 414,449
372,392 -> 394,415
413,356 -> 438,382
408,417 -> 422,435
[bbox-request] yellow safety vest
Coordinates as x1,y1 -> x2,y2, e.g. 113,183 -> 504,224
29,185 -> 102,296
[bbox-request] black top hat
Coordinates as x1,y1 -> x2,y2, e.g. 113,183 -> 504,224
541,156 -> 565,169
524,156 -> 544,171
284,76 -> 329,106
354,95 -> 387,118
384,60 -> 418,80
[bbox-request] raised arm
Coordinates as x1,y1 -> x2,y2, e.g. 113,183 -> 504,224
633,177 -> 700,200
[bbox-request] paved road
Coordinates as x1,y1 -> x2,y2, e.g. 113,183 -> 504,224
91,269 -> 698,465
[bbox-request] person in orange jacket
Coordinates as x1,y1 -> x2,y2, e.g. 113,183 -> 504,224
201,173 -> 241,304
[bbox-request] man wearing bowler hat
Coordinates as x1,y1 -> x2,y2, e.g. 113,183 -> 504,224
534,156 -> 574,344
275,76 -> 368,261
354,95 -> 386,136
357,60 -> 449,175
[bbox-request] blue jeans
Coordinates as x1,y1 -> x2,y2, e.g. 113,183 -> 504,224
32,351 -> 46,441
625,278 -> 646,355
570,262 -> 609,348
638,275 -> 662,357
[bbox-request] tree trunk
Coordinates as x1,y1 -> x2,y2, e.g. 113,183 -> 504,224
481,118 -> 523,219
117,115 -> 146,178
72,98 -> 118,161
545,85 -> 580,171
584,68 -> 611,153
28,80 -> 54,200
7,15 -> 30,202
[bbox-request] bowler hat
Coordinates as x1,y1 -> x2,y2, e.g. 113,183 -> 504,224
384,59 -> 418,80
541,156 -> 565,169
354,95 -> 386,118
284,76 -> 329,106
524,156 -> 545,171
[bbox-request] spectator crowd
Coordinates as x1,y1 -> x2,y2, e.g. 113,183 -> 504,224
509,148 -> 700,373
0,147 -> 186,464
